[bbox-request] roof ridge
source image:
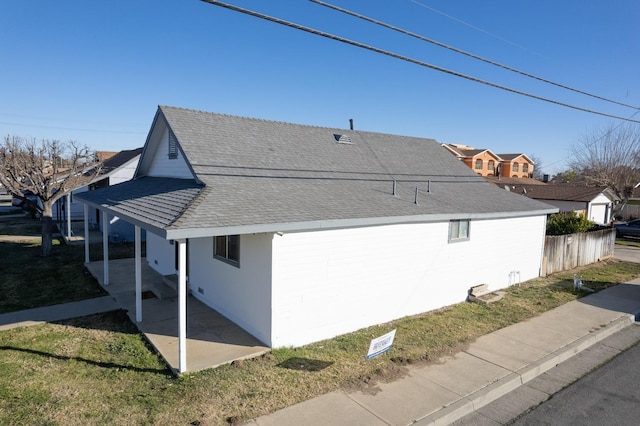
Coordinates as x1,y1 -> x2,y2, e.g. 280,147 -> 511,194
158,105 -> 438,142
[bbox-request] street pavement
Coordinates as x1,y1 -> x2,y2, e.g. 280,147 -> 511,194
510,326 -> 640,426
452,323 -> 640,425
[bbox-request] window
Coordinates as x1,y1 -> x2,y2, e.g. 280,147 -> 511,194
214,235 -> 240,266
449,220 -> 470,242
513,162 -> 519,172
523,163 -> 529,173
475,159 -> 483,170
168,130 -> 178,159
488,160 -> 495,171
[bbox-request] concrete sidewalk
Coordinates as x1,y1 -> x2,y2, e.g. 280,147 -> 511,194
0,296 -> 119,331
248,279 -> 640,426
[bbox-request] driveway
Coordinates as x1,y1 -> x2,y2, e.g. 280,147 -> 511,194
614,244 -> 640,263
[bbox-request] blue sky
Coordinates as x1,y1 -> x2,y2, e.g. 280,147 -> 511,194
1,0 -> 638,175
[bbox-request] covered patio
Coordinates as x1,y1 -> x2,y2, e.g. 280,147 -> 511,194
85,258 -> 269,373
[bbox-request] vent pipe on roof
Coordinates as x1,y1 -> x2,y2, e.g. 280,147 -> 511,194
349,118 -> 354,130
393,180 -> 397,196
414,187 -> 419,205
427,180 -> 431,193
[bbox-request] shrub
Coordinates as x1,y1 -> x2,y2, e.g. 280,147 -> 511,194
546,211 -> 597,235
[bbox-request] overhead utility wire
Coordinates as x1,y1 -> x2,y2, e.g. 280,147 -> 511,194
312,0 -> 639,111
200,0 -> 640,124
407,0 -> 544,58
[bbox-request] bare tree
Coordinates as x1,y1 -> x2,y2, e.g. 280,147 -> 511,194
529,154 -> 544,180
0,136 -> 101,257
569,123 -> 640,198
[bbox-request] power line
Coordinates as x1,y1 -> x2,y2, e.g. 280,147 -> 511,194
311,0 -> 639,111
200,0 -> 640,124
407,0 -> 545,58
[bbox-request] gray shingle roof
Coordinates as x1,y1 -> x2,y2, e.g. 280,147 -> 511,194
79,106 -> 557,239
100,147 -> 143,174
77,177 -> 203,231
501,184 -> 615,202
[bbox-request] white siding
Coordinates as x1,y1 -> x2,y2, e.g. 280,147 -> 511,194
540,199 -> 586,213
188,234 -> 273,346
270,215 -> 546,347
53,185 -> 89,221
146,232 -> 176,276
147,128 -> 193,179
108,157 -> 139,185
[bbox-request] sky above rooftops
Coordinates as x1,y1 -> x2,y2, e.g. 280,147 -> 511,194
1,0 -> 638,175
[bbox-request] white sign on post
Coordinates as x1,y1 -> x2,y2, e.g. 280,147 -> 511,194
366,329 -> 397,360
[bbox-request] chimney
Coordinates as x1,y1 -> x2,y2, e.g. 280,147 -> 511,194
349,118 -> 354,130
543,174 -> 549,183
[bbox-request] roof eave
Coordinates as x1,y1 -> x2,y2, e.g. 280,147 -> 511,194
165,208 -> 558,240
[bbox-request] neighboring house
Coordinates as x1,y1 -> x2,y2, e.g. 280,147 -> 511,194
77,106 -> 557,358
496,153 -> 535,178
55,148 -> 143,241
442,144 -> 535,178
441,144 -> 502,177
618,184 -> 640,220
491,182 -> 619,225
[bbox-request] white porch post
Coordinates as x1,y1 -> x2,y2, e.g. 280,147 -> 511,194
83,204 -> 89,264
102,210 -> 109,286
177,239 -> 187,373
135,226 -> 142,323
66,193 -> 72,239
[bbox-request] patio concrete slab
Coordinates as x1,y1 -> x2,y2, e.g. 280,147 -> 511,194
85,258 -> 269,373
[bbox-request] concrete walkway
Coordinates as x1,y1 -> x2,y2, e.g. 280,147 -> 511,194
0,296 -> 119,331
247,278 -> 640,426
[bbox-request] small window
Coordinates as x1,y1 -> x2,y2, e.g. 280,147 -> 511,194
523,164 -> 529,173
488,160 -> 494,170
168,130 -> 178,160
513,162 -> 519,172
449,220 -> 470,242
214,235 -> 240,266
475,159 -> 483,170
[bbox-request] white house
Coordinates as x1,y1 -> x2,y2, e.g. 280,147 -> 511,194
77,106 -> 557,372
56,148 -> 142,240
492,182 -> 619,225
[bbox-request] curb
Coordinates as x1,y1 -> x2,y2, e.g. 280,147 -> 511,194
414,314 -> 635,426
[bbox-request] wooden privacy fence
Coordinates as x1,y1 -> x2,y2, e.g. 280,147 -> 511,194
541,228 -> 616,276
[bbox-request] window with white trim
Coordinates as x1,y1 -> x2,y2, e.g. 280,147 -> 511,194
448,220 -> 470,242
214,235 -> 240,266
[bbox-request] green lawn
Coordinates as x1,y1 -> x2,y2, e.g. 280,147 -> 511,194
2,214 -> 640,424
616,238 -> 640,248
0,216 -> 145,313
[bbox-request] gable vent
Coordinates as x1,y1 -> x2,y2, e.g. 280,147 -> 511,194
168,130 -> 178,159
333,134 -> 353,144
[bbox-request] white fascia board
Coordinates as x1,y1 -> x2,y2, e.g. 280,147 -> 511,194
165,208 -> 558,240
